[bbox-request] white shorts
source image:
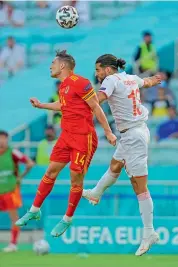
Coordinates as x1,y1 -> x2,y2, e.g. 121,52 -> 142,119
113,123 -> 150,177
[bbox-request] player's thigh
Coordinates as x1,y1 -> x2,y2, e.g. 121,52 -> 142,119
0,188 -> 22,212
123,126 -> 149,177
70,131 -> 98,174
110,157 -> 124,174
49,132 -> 70,177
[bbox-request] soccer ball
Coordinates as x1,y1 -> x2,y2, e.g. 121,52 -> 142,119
56,6 -> 79,29
33,240 -> 50,255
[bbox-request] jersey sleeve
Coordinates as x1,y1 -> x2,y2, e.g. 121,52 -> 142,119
12,149 -> 29,164
134,75 -> 144,88
98,76 -> 115,98
75,78 -> 96,101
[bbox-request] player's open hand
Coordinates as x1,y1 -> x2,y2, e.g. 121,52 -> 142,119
106,132 -> 117,146
30,97 -> 41,108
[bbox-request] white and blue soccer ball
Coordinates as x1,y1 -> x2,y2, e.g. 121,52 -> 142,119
56,5 -> 79,29
33,239 -> 50,255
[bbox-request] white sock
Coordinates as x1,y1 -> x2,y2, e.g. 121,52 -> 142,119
137,191 -> 154,239
29,205 -> 40,213
92,168 -> 120,198
63,215 -> 72,222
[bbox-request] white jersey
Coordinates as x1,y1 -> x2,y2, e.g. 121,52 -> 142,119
99,72 -> 149,132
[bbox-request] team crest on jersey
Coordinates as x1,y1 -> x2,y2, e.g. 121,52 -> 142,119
65,86 -> 70,94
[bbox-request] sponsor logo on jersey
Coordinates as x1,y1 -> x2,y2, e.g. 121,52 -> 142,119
99,87 -> 106,91
124,80 -> 136,86
84,83 -> 92,91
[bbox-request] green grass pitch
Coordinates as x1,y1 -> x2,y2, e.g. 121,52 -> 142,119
0,252 -> 178,267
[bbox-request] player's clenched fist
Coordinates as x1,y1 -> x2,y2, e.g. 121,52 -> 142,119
105,132 -> 117,146
30,98 -> 41,108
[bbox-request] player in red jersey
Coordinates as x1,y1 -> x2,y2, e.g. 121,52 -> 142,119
16,50 -> 117,237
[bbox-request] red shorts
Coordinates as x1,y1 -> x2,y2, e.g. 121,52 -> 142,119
50,130 -> 98,173
0,186 -> 22,211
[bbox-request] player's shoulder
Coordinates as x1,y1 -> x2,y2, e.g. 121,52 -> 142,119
103,74 -> 118,84
68,74 -> 89,83
69,74 -> 92,89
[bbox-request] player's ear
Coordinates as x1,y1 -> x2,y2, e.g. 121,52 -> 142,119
105,66 -> 111,74
60,62 -> 65,70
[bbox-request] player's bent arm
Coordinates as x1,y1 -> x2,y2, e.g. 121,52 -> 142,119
19,158 -> 35,179
86,94 -> 111,133
86,94 -> 117,146
39,101 -> 61,111
30,98 -> 61,111
143,74 -> 162,88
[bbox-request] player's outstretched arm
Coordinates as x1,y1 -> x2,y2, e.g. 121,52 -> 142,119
86,94 -> 117,146
143,74 -> 162,88
30,98 -> 61,111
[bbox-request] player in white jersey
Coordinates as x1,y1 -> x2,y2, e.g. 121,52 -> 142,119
82,54 -> 162,256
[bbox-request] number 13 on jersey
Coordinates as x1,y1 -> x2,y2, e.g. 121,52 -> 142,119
128,88 -> 142,116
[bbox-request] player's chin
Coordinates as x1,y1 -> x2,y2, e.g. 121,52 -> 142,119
50,72 -> 57,78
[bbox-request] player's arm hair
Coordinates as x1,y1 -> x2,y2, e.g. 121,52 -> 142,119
143,74 -> 161,88
20,158 -> 35,179
40,101 -> 61,111
86,94 -> 112,134
97,91 -> 108,104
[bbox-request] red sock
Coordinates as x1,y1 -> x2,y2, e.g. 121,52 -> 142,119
33,175 -> 55,208
11,226 -> 20,245
66,184 -> 83,217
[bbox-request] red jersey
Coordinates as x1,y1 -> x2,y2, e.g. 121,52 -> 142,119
59,74 -> 96,134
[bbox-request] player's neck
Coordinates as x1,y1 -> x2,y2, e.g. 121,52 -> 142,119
107,70 -> 118,76
58,71 -> 73,82
112,70 -> 118,74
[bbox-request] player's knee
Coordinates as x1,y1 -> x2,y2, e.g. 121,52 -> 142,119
8,210 -> 19,225
70,170 -> 84,187
110,159 -> 124,176
45,169 -> 58,179
45,162 -> 66,179
45,164 -> 60,179
131,179 -> 139,195
131,176 -> 148,195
